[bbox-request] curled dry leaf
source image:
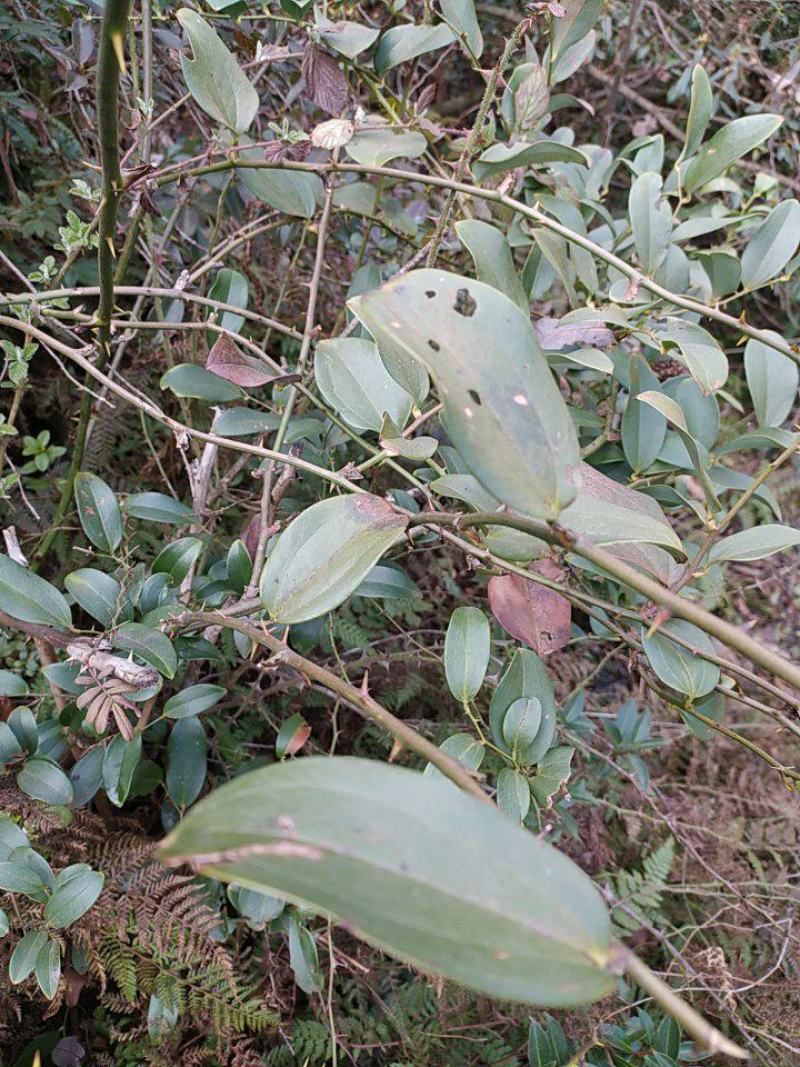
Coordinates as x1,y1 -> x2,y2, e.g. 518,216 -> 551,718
311,118 -> 355,150
488,559 -> 571,657
206,334 -> 274,388
302,43 -> 349,116
75,675 -> 141,740
535,316 -> 615,351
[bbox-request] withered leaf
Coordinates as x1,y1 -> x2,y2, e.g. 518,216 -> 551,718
206,334 -> 273,388
302,43 -> 349,116
535,316 -> 614,351
488,560 -> 571,657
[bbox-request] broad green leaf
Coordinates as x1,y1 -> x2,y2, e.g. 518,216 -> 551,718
741,199 -> 800,289
456,220 -> 528,312
238,155 -> 323,218
444,606 -> 490,702
351,270 -> 580,521
114,623 -> 178,678
354,562 -> 418,600
207,268 -> 248,339
167,717 -> 207,808
44,864 -> 104,928
683,64 -> 713,159
629,173 -> 672,275
153,537 -> 203,583
440,0 -> 483,57
0,722 -> 23,763
9,930 -> 48,984
345,127 -> 427,167
496,767 -> 530,823
379,416 -> 438,461
549,0 -> 601,60
315,337 -> 413,433
683,114 -> 783,194
177,8 -> 259,133
318,20 -> 380,59
164,684 -> 226,719
211,407 -> 280,437
0,670 -> 27,697
530,746 -> 574,805
473,140 -> 585,182
228,884 -> 285,924
0,554 -> 72,629
103,735 -> 142,807
160,756 -> 617,1006
744,334 -> 799,428
70,746 -> 105,807
374,23 -> 455,77
489,649 -> 556,764
17,758 -> 74,806
707,524 -> 800,564
65,569 -> 123,628
637,390 -> 722,513
259,494 -> 408,624
9,707 -> 38,754
74,472 -> 123,553
0,860 -> 49,898
34,935 -> 60,998
656,319 -> 728,394
621,357 -> 666,472
0,816 -> 29,860
641,619 -> 720,700
123,492 -> 196,524
160,363 -> 240,403
681,690 -> 725,741
424,733 -> 484,781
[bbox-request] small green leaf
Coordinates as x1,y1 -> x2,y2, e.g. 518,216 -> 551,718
164,684 -> 226,719
424,732 -> 484,782
345,127 -> 427,167
656,319 -> 728,394
44,864 -> 104,928
114,623 -> 178,678
683,113 -> 783,194
502,697 -> 543,763
287,913 -> 322,993
707,524 -> 800,564
9,929 -> 48,984
0,908 -> 8,936
472,140 -> 585,183
374,22 -> 455,76
0,554 -> 72,629
103,735 -> 142,808
211,407 -> 280,437
642,619 -> 720,700
318,20 -> 380,59
17,758 -> 74,806
496,767 -> 530,823
238,154 -> 323,218
123,493 -> 197,524
440,0 -> 483,57
177,8 -> 259,132
167,717 -> 207,808
0,860 -> 49,899
74,472 -> 123,553
0,670 -> 27,697
0,816 -> 29,859
160,363 -> 241,403
621,357 -> 666,472
744,333 -> 799,428
227,539 -> 253,594
259,494 -> 408,624
207,267 -> 248,340
152,537 -> 203,584
70,746 -> 105,807
530,746 -> 574,805
683,64 -> 713,159
315,337 -> 413,433
65,569 -> 124,628
741,199 -> 800,289
681,690 -> 725,742
9,707 -> 38,754
34,935 -> 60,998
444,606 -> 490,703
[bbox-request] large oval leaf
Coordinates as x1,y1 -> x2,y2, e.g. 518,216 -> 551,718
177,8 -> 258,133
160,756 -> 617,1006
75,472 -> 123,553
444,606 -> 490,702
641,619 -> 720,700
0,555 -> 71,629
683,114 -> 782,194
744,333 -> 799,429
260,495 -> 408,624
315,337 -> 413,433
740,199 -> 800,290
350,270 -> 580,521
65,568 -> 123,628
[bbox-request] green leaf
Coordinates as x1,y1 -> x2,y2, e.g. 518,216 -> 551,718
496,767 -> 530,823
44,864 -> 104,928
103,735 -> 142,807
621,356 -> 666,472
0,722 -> 23,763
642,619 -> 720,700
211,407 -> 280,437
744,333 -> 799,428
288,913 -> 322,993
259,494 -> 408,624
350,270 -> 580,521
34,936 -> 60,998
741,199 -> 800,289
238,155 -> 323,218
318,20 -> 380,59
424,732 -> 484,782
160,363 -> 241,403
0,908 -> 8,936
176,8 -> 259,133
65,569 -> 123,628
683,64 -> 713,159
444,606 -> 490,702
683,113 -> 783,194
681,690 -> 724,742
159,756 -> 616,1006
164,684 -> 226,719
489,649 -> 556,764
74,472 -> 123,553
9,930 -> 48,984
530,746 -> 574,805
502,697 -> 543,764
0,816 -> 29,860
17,758 -> 74,806
9,707 -> 38,754
70,746 -> 105,807
153,537 -> 203,584
549,0 -> 601,61
226,539 -> 253,594
0,554 -> 72,629
374,23 -> 455,77
656,319 -> 728,394
315,337 -> 413,433
114,623 -> 178,678
207,267 -> 248,339
345,127 -> 427,167
707,524 -> 800,564
456,219 -> 528,313
473,140 -> 585,183
0,670 -> 27,697
167,717 -> 207,808
629,173 -> 672,275
354,562 -> 418,600
0,860 -> 49,899
123,492 -> 197,524
440,0 -> 483,57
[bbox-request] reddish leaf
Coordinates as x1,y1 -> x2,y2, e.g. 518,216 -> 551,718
488,560 -> 571,656
206,335 -> 273,388
302,43 -> 349,116
535,316 -> 614,351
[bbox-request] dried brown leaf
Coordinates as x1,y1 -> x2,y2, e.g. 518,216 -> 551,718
488,560 -> 571,656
